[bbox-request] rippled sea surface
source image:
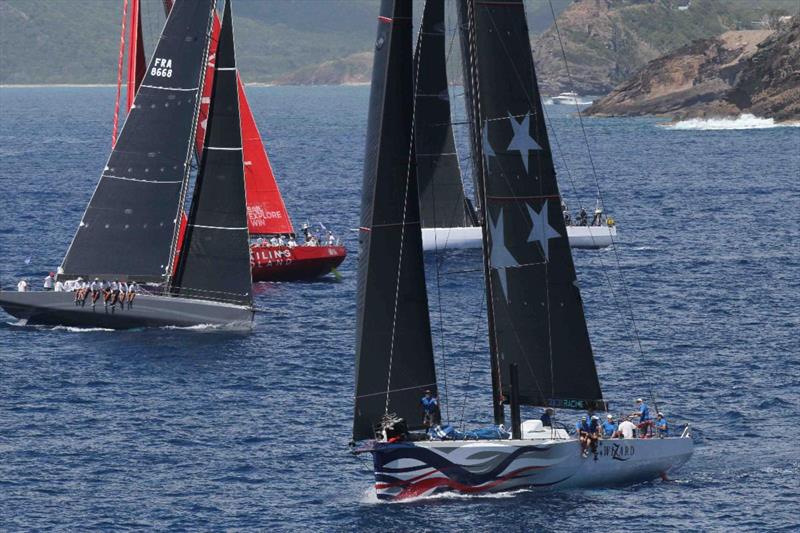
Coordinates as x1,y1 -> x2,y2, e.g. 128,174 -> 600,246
1,86 -> 798,531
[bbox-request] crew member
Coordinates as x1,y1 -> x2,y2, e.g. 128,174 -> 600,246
602,414 -> 618,437
617,416 -> 637,439
43,272 -> 54,291
540,408 -> 554,427
655,412 -> 668,438
118,281 -> 128,308
90,278 -> 102,306
592,207 -> 602,226
633,398 -> 653,437
102,280 -> 113,307
420,389 -> 439,428
17,279 -> 28,292
578,207 -> 588,226
127,281 -> 138,307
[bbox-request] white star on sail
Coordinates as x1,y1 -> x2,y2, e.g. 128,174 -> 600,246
482,123 -> 496,171
488,208 -> 518,300
526,201 -> 560,261
506,112 -> 541,173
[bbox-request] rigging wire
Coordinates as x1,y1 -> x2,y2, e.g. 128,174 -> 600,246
546,0 -> 659,412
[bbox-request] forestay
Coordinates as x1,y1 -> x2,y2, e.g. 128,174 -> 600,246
60,0 -> 215,283
172,0 -> 252,307
353,0 -> 437,441
463,0 -> 605,410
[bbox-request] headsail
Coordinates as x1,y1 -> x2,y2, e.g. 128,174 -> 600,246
353,0 -> 436,441
61,0 -> 215,283
192,13 -> 294,236
172,0 -> 252,307
414,0 -> 472,229
462,0 -> 604,410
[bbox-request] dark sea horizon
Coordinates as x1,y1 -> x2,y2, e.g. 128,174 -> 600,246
1,86 -> 798,531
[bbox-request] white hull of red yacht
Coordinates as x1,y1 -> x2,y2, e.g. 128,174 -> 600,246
421,225 -> 617,251
366,436 -> 692,501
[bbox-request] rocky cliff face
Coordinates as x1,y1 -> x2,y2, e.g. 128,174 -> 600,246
531,0 -> 733,95
585,18 -> 800,121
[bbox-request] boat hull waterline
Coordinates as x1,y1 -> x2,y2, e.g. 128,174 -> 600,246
0,291 -> 253,330
250,244 -> 346,281
421,225 -> 618,251
361,437 -> 692,501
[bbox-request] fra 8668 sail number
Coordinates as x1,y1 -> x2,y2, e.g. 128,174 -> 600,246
151,58 -> 173,78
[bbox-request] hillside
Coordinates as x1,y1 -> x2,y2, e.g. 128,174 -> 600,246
531,0 -> 799,95
0,0 -> 796,87
585,17 -> 800,121
0,0 -> 377,84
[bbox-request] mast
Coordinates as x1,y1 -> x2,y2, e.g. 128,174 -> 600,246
60,0 -> 216,283
459,0 -> 503,425
414,0 -> 472,229
172,0 -> 252,307
353,0 -> 436,441
126,0 -> 146,112
462,0 -> 605,412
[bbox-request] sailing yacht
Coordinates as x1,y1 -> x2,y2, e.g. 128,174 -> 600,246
412,2 -> 614,252
0,0 -> 253,329
352,0 -> 692,500
120,0 -> 346,281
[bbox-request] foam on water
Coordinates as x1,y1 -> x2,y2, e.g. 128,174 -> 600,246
661,114 -> 800,131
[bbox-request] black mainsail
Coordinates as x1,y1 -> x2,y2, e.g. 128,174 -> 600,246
172,0 -> 251,307
353,0 -> 436,441
462,0 -> 604,411
414,0 -> 472,229
60,0 -> 215,283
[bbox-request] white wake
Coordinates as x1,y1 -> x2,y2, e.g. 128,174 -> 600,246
662,114 -> 800,131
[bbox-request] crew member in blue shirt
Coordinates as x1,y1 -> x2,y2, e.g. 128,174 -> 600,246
655,412 -> 668,438
540,408 -> 554,427
602,414 -> 618,437
633,398 -> 653,437
577,411 -> 601,458
420,390 -> 439,428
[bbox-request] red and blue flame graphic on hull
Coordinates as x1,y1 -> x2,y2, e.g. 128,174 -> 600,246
370,443 -> 574,500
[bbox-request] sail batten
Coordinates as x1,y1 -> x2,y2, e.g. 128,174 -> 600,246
172,0 -> 252,307
353,0 -> 437,441
414,0 -> 473,230
60,0 -> 216,283
463,0 -> 604,410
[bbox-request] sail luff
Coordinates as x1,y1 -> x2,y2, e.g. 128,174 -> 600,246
172,0 -> 252,307
413,0 -> 472,230
459,0 -> 504,425
467,0 -> 604,410
353,0 -> 436,441
60,0 -> 216,283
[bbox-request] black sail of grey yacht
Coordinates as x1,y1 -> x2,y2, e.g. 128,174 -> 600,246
0,0 -> 254,329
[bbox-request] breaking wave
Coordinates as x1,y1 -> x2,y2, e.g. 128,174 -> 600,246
661,114 -> 800,131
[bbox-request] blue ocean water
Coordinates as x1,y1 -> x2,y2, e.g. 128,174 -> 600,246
0,86 -> 798,531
